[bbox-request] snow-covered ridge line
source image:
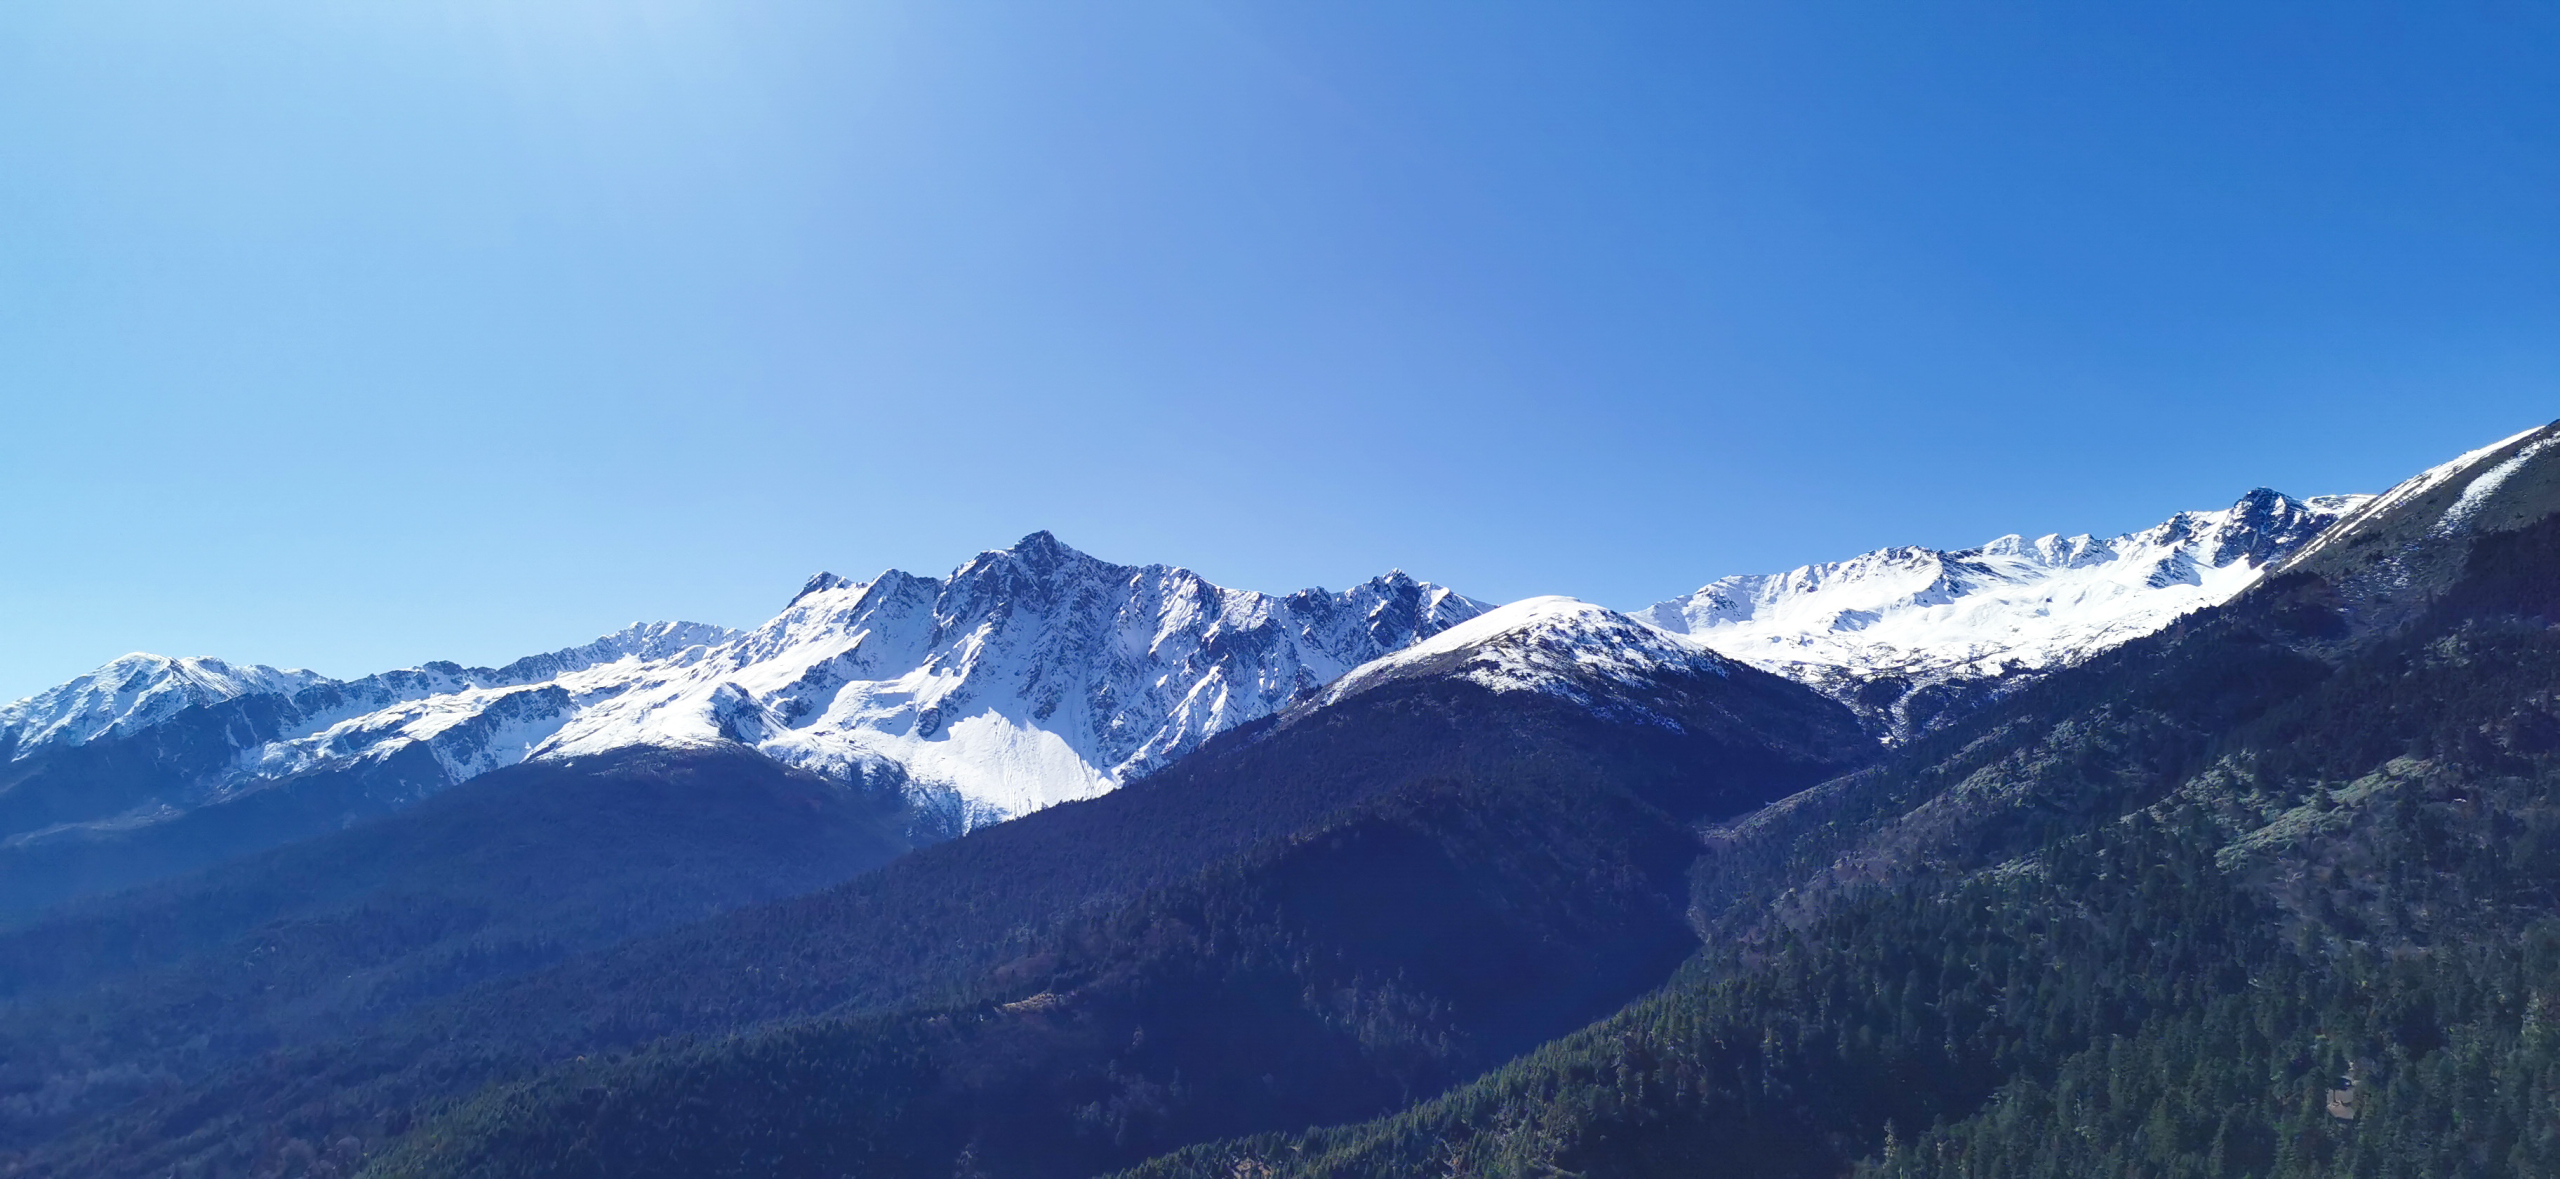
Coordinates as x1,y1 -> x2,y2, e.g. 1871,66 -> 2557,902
4,534 -> 1488,840
0,620 -> 742,763
2278,425 -> 2542,572
1321,597 -> 1731,710
1636,488 -> 2372,737
2438,436 -> 2558,536
0,655 -> 328,759
1,481 -> 2396,847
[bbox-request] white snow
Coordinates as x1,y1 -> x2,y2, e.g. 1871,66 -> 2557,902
2279,425 -> 2543,571
2436,433 -> 2558,536
1636,489 -> 2370,731
5,535 -> 1486,834
0,654 -> 329,759
4,483 -> 2394,837
533,537 -> 1489,824
1321,597 -> 1730,709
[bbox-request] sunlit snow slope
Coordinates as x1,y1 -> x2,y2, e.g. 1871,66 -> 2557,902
1633,489 -> 2371,737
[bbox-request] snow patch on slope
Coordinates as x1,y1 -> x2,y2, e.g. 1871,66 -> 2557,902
2280,426 -> 2541,571
2437,434 -> 2560,537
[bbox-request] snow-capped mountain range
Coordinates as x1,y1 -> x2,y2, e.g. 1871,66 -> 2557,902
0,534 -> 1486,842
0,622 -> 739,775
1,488 -> 2371,849
1639,488 -> 2371,736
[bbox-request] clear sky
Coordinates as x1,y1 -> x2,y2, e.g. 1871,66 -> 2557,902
2,1 -> 2555,700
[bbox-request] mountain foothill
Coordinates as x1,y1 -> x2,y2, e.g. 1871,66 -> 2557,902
3,422 -> 2556,1177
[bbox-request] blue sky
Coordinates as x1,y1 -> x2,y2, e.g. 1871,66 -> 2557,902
2,1 -> 2554,699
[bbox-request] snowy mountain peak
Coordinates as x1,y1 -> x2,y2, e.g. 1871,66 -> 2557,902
1636,488 -> 2371,737
3,479 -> 2396,860
1005,528 -> 1073,563
790,572 -> 855,606
1321,597 -> 1732,711
532,534 -> 1494,825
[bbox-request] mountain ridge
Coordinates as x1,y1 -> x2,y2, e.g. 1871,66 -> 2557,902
0,539 -> 1490,912
0,488 -> 2372,912
1636,487 -> 2370,736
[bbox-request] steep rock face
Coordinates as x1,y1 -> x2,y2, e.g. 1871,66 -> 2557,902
1634,489 -> 2371,737
0,537 -> 1487,888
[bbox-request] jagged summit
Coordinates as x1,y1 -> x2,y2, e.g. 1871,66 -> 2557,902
1004,528 -> 1072,562
1635,487 -> 2372,737
542,534 -> 1491,826
790,572 -> 854,605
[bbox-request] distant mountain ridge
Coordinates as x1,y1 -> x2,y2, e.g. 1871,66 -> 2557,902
0,621 -> 741,769
37,573 -> 1866,1179
0,537 -> 1486,892
1636,488 -> 2370,736
0,489 -> 2373,891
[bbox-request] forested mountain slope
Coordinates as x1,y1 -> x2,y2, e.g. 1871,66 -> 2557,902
1125,422 -> 2560,1178
18,602 -> 1868,1178
0,746 -> 921,1154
